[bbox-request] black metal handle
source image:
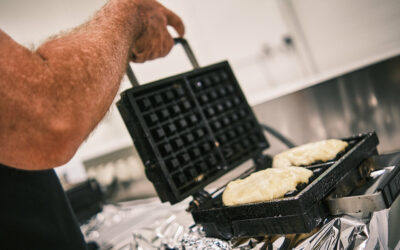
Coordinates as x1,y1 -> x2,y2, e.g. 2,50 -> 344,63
126,38 -> 200,87
377,159 -> 400,207
173,38 -> 200,69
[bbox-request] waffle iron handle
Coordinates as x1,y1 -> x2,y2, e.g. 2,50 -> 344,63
174,38 -> 200,69
377,162 -> 400,208
326,155 -> 400,215
126,38 -> 200,87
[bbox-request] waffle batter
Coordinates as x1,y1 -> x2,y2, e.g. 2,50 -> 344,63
273,139 -> 348,168
222,166 -> 313,206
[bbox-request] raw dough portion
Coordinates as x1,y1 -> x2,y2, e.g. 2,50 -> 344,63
222,166 -> 313,206
273,139 -> 348,168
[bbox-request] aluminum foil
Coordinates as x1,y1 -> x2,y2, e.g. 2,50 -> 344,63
82,197 -> 389,250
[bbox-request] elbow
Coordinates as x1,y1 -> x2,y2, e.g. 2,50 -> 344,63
9,141 -> 78,171
29,152 -> 75,171
27,119 -> 83,170
45,120 -> 83,168
41,144 -> 78,170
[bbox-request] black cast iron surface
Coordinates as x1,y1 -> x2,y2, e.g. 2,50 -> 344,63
117,61 -> 269,204
191,132 -> 379,239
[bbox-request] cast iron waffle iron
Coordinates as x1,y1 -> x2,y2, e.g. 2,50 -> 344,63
117,39 -> 379,239
191,133 -> 378,239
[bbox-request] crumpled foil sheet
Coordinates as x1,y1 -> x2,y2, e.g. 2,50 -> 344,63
82,198 -> 389,250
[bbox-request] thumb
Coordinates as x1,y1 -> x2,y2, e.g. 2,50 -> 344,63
163,8 -> 185,37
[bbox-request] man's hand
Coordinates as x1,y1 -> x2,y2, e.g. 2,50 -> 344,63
131,0 -> 185,63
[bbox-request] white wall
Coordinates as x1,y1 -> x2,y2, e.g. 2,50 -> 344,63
289,0 -> 400,72
0,0 -> 107,46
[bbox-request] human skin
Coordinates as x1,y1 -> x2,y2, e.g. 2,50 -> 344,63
0,0 -> 184,170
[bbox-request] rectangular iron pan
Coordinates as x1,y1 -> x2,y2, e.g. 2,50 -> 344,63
191,132 -> 379,239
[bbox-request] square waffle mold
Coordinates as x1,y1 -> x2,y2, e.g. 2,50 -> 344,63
117,61 -> 269,204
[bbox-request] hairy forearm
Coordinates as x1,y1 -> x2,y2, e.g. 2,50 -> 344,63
35,0 -> 141,148
0,0 -> 141,169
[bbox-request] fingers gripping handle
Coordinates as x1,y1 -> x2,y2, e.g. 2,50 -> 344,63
126,38 -> 200,87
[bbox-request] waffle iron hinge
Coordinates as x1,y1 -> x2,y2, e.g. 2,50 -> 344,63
187,189 -> 212,212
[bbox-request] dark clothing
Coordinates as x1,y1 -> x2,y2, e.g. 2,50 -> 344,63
0,163 -> 87,250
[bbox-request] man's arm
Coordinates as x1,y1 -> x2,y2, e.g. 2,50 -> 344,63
0,0 -> 184,170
